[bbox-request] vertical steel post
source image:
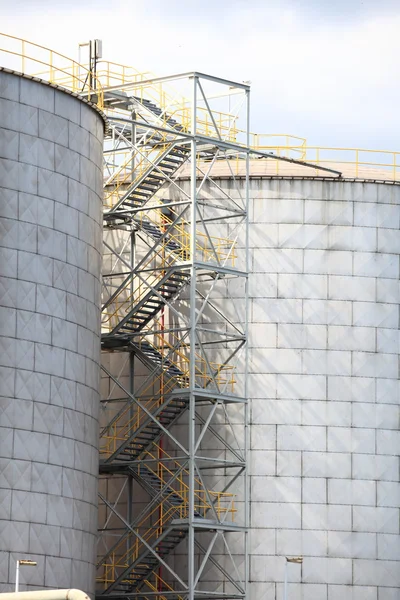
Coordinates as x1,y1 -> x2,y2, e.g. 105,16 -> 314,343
283,559 -> 288,600
188,74 -> 198,600
15,562 -> 20,593
127,227 -> 135,555
131,110 -> 136,180
89,40 -> 93,90
244,86 -> 250,600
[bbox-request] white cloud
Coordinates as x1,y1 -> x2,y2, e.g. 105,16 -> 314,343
1,0 -> 400,148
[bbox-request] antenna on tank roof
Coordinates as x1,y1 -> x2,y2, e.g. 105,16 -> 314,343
78,38 -> 102,91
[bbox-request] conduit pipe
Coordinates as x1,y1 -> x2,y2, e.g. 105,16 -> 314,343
0,590 -> 89,600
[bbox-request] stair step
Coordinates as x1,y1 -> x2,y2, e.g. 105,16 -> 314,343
147,173 -> 165,180
161,156 -> 183,165
170,150 -> 189,157
137,186 -> 159,194
160,407 -> 182,414
158,162 -> 176,170
127,194 -> 149,201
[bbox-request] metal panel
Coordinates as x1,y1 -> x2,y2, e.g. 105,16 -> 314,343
0,72 -> 104,595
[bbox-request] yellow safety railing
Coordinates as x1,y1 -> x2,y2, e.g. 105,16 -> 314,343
102,213 -> 235,335
96,60 -> 152,88
134,209 -> 236,265
104,139 -> 179,209
142,322 -> 235,389
105,219 -> 234,300
98,501 -> 180,590
96,60 -> 237,140
98,443 -> 235,589
100,368 -> 180,456
106,116 -> 400,183
0,32 -> 103,108
98,567 -> 183,600
292,146 -> 400,181
230,142 -> 400,182
103,209 -> 235,289
100,316 -> 235,459
102,245 -> 176,332
100,326 -> 235,458
249,133 -> 307,159
141,574 -> 183,600
99,493 -> 235,585
4,35 -> 398,181
138,443 -> 236,519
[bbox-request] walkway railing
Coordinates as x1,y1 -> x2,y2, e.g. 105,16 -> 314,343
0,32 -> 103,107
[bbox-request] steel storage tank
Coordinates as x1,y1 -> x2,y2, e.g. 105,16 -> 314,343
0,71 -> 104,594
175,158 -> 400,600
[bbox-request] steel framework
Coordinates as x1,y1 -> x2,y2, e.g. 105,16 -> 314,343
97,70 -> 250,600
0,34 -> 343,600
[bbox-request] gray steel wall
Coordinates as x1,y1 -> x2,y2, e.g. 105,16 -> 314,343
177,170 -> 400,599
0,72 -> 104,595
245,176 -> 400,600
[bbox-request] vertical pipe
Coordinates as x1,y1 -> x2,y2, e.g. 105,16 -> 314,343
21,41 -> 25,74
158,189 -> 167,593
188,74 -> 198,600
15,562 -> 20,593
49,51 -> 53,84
283,560 -> 288,600
244,87 -> 250,600
129,108 -> 137,539
127,228 -> 135,557
89,40 -> 93,92
131,110 -> 136,182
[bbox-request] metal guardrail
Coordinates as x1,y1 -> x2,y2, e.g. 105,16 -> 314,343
95,62 -> 400,181
291,146 -> 400,181
237,143 -> 400,181
2,34 -> 398,182
0,32 -> 103,107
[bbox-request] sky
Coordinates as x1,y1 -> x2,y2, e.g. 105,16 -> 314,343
1,0 -> 399,150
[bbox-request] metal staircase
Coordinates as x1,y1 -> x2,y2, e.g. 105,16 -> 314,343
133,340 -> 189,387
105,144 -> 190,219
100,395 -> 188,466
135,218 -> 189,260
104,91 -> 190,222
0,38 -> 250,600
132,96 -> 185,132
106,270 -> 190,337
100,442 -> 235,596
99,73 -> 247,600
111,527 -> 186,594
100,91 -> 197,591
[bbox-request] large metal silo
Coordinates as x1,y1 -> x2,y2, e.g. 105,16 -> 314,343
0,71 -> 104,595
175,158 -> 400,600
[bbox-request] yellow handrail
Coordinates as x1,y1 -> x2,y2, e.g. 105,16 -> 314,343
244,143 -> 400,182
102,214 -> 235,333
96,60 -> 237,140
291,145 -> 400,181
100,312 -> 235,459
97,442 -> 236,589
100,334 -> 235,459
98,557 -> 184,599
0,32 -> 104,108
142,573 -> 183,600
3,35 -> 398,182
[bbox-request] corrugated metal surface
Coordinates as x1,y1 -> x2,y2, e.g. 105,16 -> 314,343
176,167 -> 400,600
0,72 -> 103,595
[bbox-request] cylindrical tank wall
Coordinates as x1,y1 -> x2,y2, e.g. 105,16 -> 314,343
0,73 -> 104,594
177,168 -> 400,600
246,176 -> 400,600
